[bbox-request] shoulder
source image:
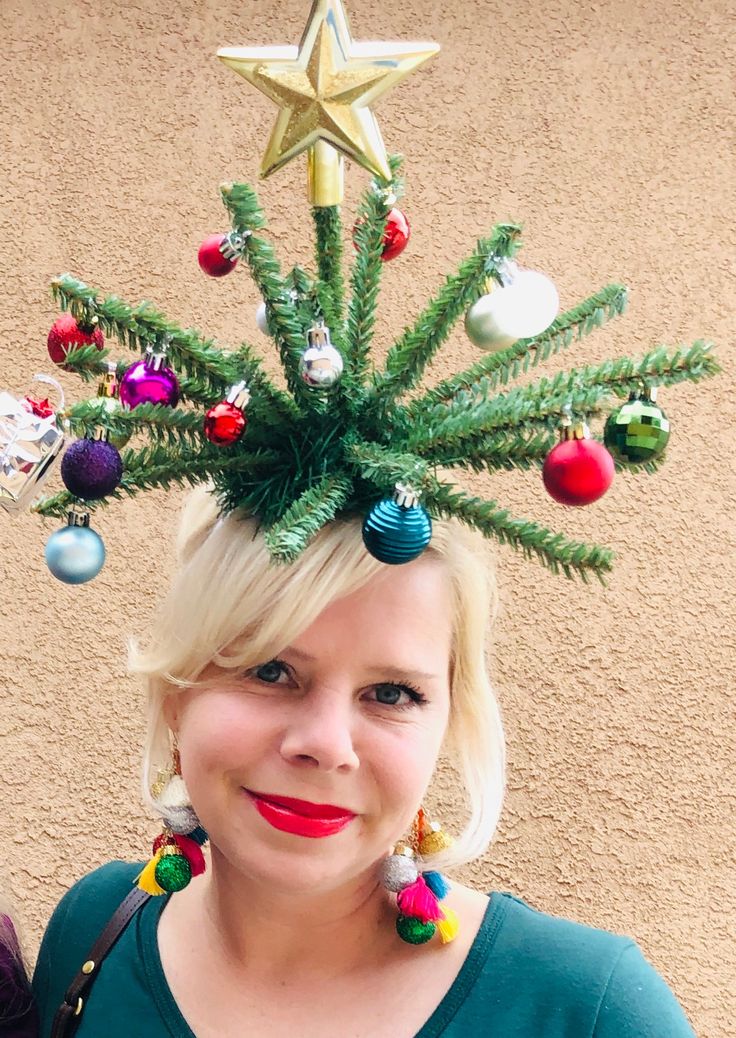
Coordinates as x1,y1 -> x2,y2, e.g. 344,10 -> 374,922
32,862 -> 143,1017
491,892 -> 695,1035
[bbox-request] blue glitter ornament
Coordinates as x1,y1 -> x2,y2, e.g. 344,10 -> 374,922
362,484 -> 432,565
45,511 -> 106,584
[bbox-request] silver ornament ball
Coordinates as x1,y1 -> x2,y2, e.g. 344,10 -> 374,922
299,343 -> 344,388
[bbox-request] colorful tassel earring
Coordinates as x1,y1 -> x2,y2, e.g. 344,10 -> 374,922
379,808 -> 458,946
136,741 -> 207,896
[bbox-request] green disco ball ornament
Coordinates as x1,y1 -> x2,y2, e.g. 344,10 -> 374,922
155,851 -> 192,892
362,484 -> 432,565
604,392 -> 670,463
396,914 -> 436,944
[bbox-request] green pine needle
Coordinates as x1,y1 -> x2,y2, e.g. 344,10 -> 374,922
264,474 -> 354,561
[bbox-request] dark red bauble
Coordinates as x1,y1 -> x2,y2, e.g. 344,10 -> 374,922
198,234 -> 238,277
203,400 -> 247,446
61,438 -> 124,500
47,314 -> 104,367
381,207 -> 411,261
542,438 -> 615,506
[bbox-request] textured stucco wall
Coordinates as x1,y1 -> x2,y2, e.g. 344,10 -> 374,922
0,0 -> 733,1034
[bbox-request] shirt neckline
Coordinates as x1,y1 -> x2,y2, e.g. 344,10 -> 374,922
139,888 -> 509,1038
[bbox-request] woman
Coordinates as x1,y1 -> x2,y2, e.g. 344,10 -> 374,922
32,487 -> 695,1037
0,904 -> 38,1036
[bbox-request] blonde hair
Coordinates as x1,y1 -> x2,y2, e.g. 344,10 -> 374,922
129,485 -> 506,869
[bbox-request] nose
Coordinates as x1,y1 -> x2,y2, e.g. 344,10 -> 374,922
279,685 -> 360,773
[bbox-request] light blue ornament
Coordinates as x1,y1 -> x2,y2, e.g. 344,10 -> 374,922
45,512 -> 105,584
362,484 -> 432,565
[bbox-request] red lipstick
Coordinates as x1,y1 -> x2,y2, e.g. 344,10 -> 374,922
244,790 -> 356,838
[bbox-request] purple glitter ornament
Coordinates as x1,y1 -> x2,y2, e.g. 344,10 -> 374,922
61,438 -> 123,500
119,348 -> 180,409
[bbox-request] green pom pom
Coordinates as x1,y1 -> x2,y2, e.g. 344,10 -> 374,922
154,852 -> 192,893
396,914 -> 436,945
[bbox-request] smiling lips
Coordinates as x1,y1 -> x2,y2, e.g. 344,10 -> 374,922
244,790 -> 356,838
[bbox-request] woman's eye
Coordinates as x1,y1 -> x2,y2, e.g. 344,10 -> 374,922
253,659 -> 289,684
370,683 -> 426,709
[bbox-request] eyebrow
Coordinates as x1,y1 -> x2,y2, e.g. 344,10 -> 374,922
283,645 -> 440,683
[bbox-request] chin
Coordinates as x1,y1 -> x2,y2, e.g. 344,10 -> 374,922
211,830 -> 380,896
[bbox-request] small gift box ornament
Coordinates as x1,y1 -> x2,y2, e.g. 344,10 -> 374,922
0,375 -> 66,513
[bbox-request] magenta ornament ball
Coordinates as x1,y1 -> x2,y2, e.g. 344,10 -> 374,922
119,358 -> 180,409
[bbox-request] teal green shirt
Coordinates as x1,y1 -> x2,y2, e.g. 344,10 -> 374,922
32,862 -> 695,1037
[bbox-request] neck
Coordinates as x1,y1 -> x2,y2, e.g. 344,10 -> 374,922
192,847 -> 401,984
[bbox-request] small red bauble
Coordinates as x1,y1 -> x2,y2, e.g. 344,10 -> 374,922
353,207 -> 411,262
47,314 -> 104,367
381,207 -> 411,261
543,434 -> 615,506
198,234 -> 238,277
204,401 -> 247,446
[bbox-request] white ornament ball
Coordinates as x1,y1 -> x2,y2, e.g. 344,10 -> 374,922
299,344 -> 344,388
255,301 -> 270,335
465,270 -> 559,351
464,292 -> 517,351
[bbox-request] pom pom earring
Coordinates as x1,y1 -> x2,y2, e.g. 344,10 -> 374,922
379,808 -> 457,946
136,740 -> 207,896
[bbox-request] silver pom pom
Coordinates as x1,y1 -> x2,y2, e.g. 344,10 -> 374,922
379,853 -> 418,892
163,804 -> 200,835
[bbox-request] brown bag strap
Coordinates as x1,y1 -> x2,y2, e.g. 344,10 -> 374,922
51,887 -> 151,1038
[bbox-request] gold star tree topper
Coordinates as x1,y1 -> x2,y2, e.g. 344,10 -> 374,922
217,0 -> 439,205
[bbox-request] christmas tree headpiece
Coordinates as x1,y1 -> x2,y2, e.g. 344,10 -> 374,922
1,0 -> 720,586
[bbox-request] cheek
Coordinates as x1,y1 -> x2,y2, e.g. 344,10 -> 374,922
177,689 -> 271,776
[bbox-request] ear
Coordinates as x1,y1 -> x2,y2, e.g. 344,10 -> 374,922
162,693 -> 180,733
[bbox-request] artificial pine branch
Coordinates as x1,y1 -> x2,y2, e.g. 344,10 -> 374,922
343,438 -> 430,491
312,206 -> 345,335
61,399 -> 205,447
52,275 -> 243,395
406,341 -> 720,453
264,474 -> 354,561
421,481 -> 615,584
342,156 -> 403,413
32,444 -> 281,520
411,284 -> 629,411
220,182 -> 309,403
425,429 -> 558,472
369,222 -> 523,419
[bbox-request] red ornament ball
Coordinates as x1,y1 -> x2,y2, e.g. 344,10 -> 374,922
204,400 -> 247,446
543,437 -> 615,506
198,234 -> 238,277
381,207 -> 411,261
353,207 -> 411,262
47,314 -> 104,368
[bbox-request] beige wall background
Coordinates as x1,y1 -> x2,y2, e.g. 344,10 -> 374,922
0,0 -> 733,1034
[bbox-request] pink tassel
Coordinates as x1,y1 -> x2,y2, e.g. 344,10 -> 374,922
396,876 -> 443,923
173,833 -> 206,877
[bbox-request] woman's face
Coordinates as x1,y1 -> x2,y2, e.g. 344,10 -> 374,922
167,556 -> 453,894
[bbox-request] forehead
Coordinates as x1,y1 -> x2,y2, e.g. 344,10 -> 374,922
293,558 -> 453,669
